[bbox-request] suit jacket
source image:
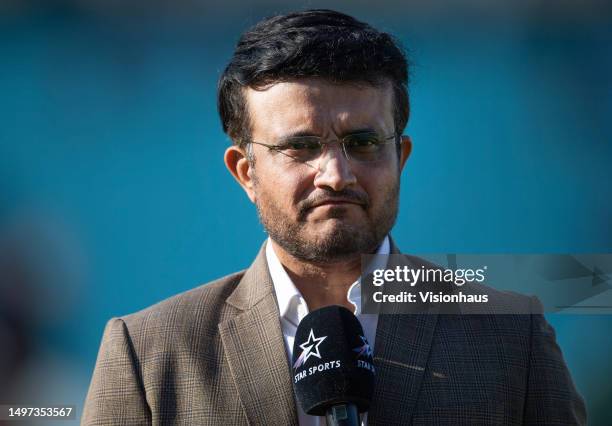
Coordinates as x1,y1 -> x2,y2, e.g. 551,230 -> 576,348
83,241 -> 586,425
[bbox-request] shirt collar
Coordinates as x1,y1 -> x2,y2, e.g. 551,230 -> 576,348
266,239 -> 303,324
266,236 -> 390,323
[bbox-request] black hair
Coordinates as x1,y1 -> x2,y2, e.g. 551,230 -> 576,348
217,9 -> 410,146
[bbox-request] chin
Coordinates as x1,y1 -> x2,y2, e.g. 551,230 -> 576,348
313,217 -> 364,234
272,221 -> 381,263
314,222 -> 375,247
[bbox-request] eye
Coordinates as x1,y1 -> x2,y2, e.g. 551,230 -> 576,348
283,138 -> 321,151
345,133 -> 381,151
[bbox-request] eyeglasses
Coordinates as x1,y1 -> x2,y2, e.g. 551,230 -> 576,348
246,131 -> 399,169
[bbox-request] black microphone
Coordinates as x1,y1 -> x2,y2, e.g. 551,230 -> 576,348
291,305 -> 375,426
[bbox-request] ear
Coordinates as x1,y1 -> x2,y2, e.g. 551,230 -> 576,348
399,135 -> 412,171
224,145 -> 257,203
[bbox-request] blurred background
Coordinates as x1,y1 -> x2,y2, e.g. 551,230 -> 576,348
1,0 -> 611,423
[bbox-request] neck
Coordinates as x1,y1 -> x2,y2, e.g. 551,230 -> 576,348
270,239 -> 370,313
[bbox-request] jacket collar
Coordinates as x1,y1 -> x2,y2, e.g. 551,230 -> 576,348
225,242 -> 274,311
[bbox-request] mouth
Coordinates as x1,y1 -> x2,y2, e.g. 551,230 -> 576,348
310,199 -> 365,209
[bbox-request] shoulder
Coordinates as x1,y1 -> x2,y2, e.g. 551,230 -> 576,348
117,270 -> 246,338
88,270 -> 250,413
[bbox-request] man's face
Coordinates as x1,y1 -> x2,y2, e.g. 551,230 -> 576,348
232,78 -> 410,263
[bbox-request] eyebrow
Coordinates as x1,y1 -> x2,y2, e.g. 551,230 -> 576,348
277,127 -> 380,141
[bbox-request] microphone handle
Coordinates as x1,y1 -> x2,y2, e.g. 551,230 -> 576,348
325,403 -> 360,426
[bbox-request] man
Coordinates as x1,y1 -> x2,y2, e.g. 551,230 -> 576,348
83,9 -> 586,425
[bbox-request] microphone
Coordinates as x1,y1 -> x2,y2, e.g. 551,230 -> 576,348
291,305 -> 375,426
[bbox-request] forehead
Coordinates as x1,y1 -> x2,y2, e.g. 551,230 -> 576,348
244,79 -> 394,138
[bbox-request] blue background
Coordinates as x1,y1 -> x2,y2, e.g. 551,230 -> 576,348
1,1 -> 610,423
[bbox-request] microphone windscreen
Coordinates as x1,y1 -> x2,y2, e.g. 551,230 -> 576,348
291,305 -> 375,416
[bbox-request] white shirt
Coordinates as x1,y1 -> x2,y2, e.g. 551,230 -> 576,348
266,236 -> 390,426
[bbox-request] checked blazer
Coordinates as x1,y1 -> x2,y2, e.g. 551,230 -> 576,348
82,240 -> 586,425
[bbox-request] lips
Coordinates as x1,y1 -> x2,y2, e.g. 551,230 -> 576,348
311,199 -> 364,208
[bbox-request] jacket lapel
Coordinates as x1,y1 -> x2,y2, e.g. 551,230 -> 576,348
219,243 -> 299,426
367,239 -> 440,425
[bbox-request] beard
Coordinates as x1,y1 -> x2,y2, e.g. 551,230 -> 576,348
253,177 -> 399,263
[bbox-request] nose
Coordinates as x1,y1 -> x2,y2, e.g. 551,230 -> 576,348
313,142 -> 357,191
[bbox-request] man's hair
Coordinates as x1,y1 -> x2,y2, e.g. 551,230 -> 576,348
217,9 -> 410,147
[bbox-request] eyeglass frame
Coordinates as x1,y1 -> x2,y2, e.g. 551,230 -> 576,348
241,131 -> 402,169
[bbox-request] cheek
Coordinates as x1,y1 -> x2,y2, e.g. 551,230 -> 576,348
256,166 -> 311,208
360,170 -> 398,207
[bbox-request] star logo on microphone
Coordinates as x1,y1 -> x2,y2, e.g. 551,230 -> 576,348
353,335 -> 373,358
293,329 -> 327,369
